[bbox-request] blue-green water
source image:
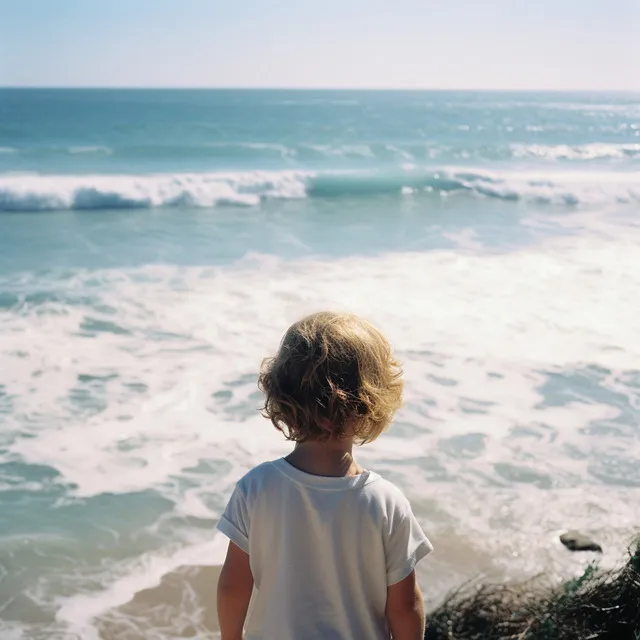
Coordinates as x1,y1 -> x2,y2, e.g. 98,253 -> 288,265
0,90 -> 639,638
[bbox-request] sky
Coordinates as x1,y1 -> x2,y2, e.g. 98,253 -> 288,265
1,0 -> 639,90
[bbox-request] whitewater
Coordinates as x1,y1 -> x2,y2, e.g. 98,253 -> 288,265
0,89 -> 639,639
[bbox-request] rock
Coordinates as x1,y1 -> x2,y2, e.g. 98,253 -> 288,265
560,531 -> 603,553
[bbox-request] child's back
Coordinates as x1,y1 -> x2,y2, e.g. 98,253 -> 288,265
217,312 -> 432,640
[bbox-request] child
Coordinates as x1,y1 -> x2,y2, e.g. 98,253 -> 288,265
217,312 -> 432,639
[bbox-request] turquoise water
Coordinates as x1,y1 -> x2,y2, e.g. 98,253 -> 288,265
1,90 -> 639,638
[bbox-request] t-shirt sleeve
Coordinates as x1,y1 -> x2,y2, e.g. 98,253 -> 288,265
384,496 -> 433,586
216,483 -> 251,554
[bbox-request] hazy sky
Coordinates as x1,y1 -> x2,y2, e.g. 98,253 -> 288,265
1,0 -> 638,90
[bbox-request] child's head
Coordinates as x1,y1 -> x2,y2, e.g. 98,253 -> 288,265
259,312 -> 403,444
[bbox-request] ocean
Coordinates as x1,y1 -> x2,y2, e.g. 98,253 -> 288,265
0,89 -> 639,639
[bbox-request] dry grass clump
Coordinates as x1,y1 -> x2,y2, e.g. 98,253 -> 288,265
425,539 -> 640,640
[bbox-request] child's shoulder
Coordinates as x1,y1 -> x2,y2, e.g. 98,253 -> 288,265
234,459 -> 283,494
367,472 -> 412,505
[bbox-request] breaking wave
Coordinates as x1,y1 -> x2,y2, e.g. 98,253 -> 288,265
0,167 -> 639,212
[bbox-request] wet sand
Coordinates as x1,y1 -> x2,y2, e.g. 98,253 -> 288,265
96,565 -> 221,639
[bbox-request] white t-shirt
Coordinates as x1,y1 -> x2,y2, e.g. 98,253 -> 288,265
217,458 -> 433,640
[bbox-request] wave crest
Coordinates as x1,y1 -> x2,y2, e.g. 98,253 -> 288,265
0,168 -> 638,212
0,171 -> 310,211
512,143 -> 640,161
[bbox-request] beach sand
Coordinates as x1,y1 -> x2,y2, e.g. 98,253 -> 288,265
96,566 -> 221,639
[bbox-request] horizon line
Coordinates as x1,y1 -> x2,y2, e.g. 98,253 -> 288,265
0,85 -> 638,93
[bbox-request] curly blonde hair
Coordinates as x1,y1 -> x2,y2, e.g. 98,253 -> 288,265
258,312 -> 403,444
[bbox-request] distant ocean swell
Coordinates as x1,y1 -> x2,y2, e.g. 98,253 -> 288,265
511,143 -> 640,161
1,141 -> 639,162
1,168 -> 639,211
